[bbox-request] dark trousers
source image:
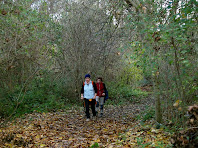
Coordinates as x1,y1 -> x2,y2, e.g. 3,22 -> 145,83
84,98 -> 96,118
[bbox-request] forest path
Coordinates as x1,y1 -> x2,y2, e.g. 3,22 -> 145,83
0,97 -> 172,147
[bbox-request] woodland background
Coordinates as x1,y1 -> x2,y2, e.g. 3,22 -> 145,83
0,0 -> 197,134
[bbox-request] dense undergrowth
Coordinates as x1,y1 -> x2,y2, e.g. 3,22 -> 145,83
0,78 -> 149,119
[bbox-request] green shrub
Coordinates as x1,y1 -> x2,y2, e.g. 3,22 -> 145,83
90,142 -> 99,148
106,82 -> 149,105
0,75 -> 75,118
135,107 -> 155,122
142,108 -> 155,121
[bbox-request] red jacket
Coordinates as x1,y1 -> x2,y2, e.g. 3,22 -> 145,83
96,82 -> 105,97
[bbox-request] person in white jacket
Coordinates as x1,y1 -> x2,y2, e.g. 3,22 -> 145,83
81,74 -> 97,121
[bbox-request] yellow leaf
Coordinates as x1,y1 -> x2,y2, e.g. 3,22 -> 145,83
147,131 -> 151,135
136,131 -> 144,136
5,143 -> 13,147
35,135 -> 40,140
103,128 -> 108,132
40,144 -> 46,147
94,139 -> 100,143
173,100 -> 180,107
108,145 -> 114,148
59,137 -> 63,140
151,128 -> 159,133
182,14 -> 186,18
16,134 -> 23,138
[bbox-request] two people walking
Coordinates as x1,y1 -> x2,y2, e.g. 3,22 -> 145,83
81,74 -> 107,121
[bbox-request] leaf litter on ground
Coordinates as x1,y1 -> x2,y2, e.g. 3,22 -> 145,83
0,97 -> 173,147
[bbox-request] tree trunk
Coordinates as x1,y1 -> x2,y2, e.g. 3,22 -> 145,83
154,74 -> 162,123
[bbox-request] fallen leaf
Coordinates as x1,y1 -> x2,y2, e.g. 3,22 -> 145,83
173,100 -> 180,107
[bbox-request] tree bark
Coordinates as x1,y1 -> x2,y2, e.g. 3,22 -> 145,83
154,73 -> 162,123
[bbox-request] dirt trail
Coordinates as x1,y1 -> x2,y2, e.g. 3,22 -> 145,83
104,97 -> 154,122
0,97 -> 172,147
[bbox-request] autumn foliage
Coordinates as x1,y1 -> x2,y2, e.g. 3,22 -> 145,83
172,104 -> 198,147
0,104 -> 172,147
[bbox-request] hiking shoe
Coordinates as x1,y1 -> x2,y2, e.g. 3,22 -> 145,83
86,118 -> 90,121
93,116 -> 97,120
95,111 -> 98,117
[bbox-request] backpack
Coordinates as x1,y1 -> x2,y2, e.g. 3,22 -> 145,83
104,89 -> 109,103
